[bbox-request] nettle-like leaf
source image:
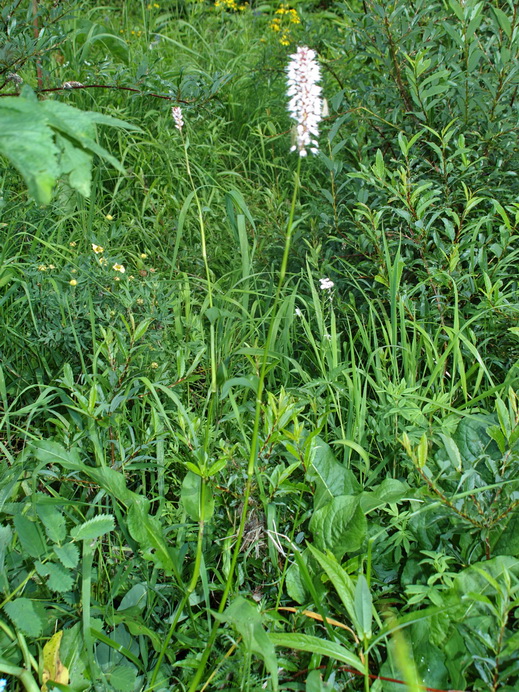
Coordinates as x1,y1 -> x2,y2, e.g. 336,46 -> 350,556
35,500 -> 67,544
0,86 -> 139,204
108,665 -> 138,692
70,514 -> 115,541
4,597 -> 46,637
36,561 -> 74,593
54,542 -> 80,569
305,437 -> 360,511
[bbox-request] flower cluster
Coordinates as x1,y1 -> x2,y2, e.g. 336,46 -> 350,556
286,46 -> 323,156
215,0 -> 247,11
319,277 -> 334,290
270,4 -> 300,46
171,106 -> 184,132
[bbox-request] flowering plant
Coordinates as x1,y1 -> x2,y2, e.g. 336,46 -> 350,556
286,46 -> 323,156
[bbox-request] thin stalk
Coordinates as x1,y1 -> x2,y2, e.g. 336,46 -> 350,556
187,157 -> 302,692
182,135 -> 217,394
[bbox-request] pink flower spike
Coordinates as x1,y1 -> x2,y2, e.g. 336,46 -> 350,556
286,46 -> 323,156
171,106 -> 184,132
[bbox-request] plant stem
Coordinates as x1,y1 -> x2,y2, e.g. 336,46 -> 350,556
187,156 -> 302,692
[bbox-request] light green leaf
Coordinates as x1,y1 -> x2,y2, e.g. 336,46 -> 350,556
181,471 -> 214,521
108,665 -> 138,692
269,633 -> 364,674
54,543 -> 80,569
36,502 -> 67,544
70,514 -> 115,541
354,575 -> 372,641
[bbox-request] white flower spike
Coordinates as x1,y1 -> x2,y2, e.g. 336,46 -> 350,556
319,277 -> 334,290
171,106 -> 184,132
286,46 -> 323,156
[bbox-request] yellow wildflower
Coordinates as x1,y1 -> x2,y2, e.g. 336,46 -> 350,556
151,362 -> 159,369
140,253 -> 147,259
105,214 -> 113,221
92,243 -> 104,254
38,265 -> 47,271
69,241 -> 77,247
69,279 -> 78,286
113,263 -> 126,273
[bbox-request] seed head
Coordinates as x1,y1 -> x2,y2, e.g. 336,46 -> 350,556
286,46 -> 322,156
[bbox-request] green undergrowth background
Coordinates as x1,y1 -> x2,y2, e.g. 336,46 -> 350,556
0,0 -> 518,690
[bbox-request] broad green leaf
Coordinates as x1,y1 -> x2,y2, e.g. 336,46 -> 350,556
30,440 -> 82,470
13,514 -> 47,558
127,499 -> 175,572
70,514 -> 115,541
35,561 -> 74,592
108,665 -> 138,692
306,437 -> 360,510
55,132 -> 93,197
82,466 -> 141,507
181,471 -> 214,522
4,597 -> 45,637
309,495 -> 366,559
217,597 -> 278,691
269,633 -> 364,674
354,575 -> 372,641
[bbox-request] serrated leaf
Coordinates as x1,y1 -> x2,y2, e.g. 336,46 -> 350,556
13,514 -> 47,558
36,502 -> 67,544
36,561 -> 74,592
54,542 -> 80,569
0,98 -> 59,204
4,597 -> 45,637
70,514 -> 115,541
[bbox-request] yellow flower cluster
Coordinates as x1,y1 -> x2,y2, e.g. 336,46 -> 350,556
270,4 -> 300,46
215,0 -> 247,12
146,2 -> 160,8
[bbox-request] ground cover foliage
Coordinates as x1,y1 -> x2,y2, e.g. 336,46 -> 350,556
1,0 -> 518,690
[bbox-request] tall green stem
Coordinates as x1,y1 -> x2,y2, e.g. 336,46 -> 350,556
183,137 -> 217,394
187,157 -> 302,692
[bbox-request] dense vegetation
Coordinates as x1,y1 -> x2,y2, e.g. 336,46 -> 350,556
1,1 -> 518,690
